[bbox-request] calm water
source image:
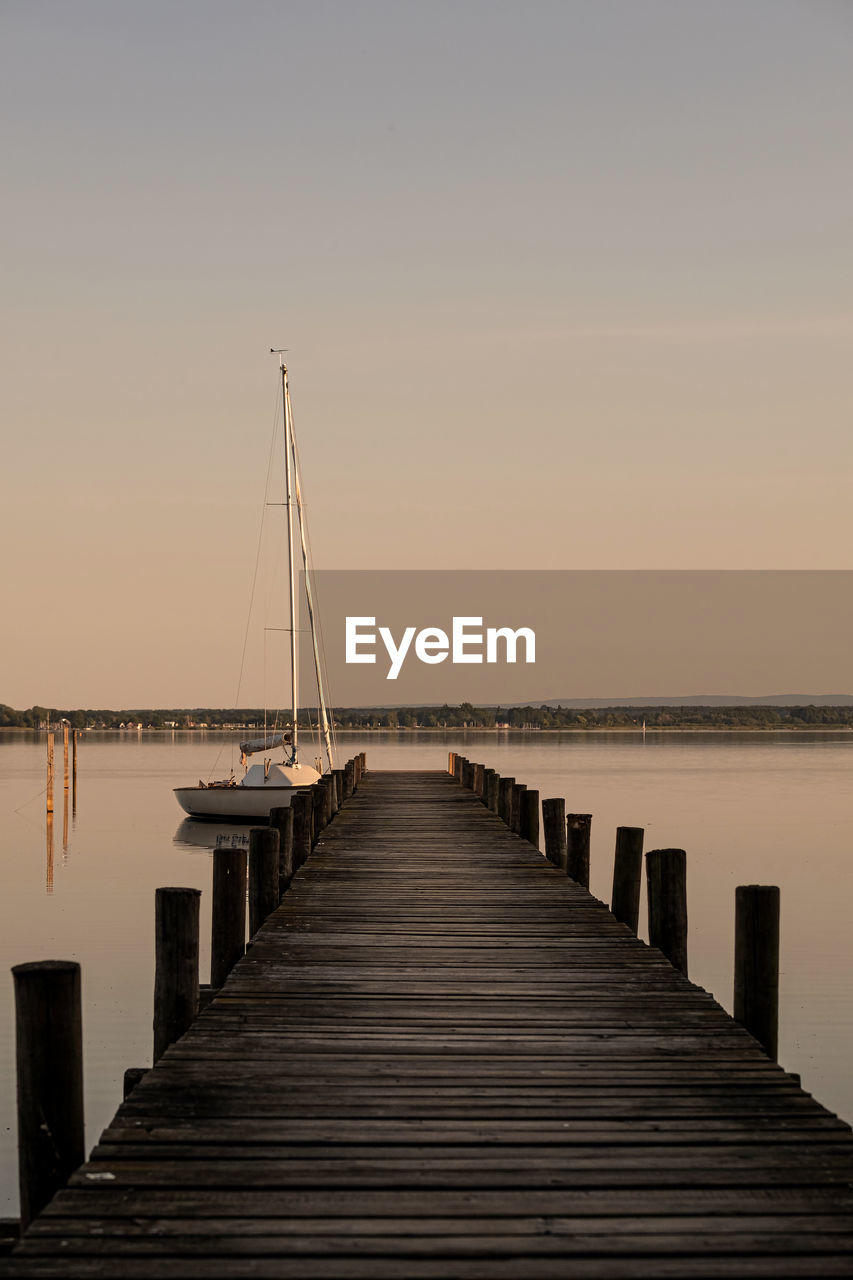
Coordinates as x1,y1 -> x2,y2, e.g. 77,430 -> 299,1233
1,728 -> 852,1214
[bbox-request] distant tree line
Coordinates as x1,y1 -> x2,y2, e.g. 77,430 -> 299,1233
3,701 -> 853,731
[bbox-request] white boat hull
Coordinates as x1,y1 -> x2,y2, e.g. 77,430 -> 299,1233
174,784 -> 308,821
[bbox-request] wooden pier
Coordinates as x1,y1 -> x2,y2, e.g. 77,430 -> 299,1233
7,769 -> 853,1276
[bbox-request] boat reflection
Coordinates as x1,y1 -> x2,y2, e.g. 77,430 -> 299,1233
173,819 -> 253,852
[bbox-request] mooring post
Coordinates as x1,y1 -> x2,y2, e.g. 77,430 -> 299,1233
520,788 -> 540,848
249,828 -> 280,936
734,884 -> 780,1060
211,847 -> 247,988
454,755 -> 465,782
646,848 -> 688,977
353,755 -> 361,790
448,751 -> 455,775
472,763 -> 485,797
46,732 -> 54,815
269,805 -> 295,897
482,767 -> 495,808
12,960 -> 84,1231
123,1067 -> 147,1100
498,776 -> 515,825
343,760 -> 354,799
542,798 -> 566,868
292,791 -> 313,869
153,887 -> 200,1063
511,782 -> 526,834
566,813 -> 592,887
333,769 -> 344,810
485,770 -> 500,812
611,826 -> 645,934
312,782 -> 327,846
327,772 -> 340,817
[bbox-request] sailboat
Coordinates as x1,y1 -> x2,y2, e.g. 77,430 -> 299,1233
174,355 -> 335,821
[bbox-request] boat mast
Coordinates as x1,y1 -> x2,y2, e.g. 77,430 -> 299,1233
279,358 -> 299,763
284,380 -> 335,773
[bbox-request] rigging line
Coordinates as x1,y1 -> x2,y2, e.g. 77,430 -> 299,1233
288,391 -> 334,771
290,431 -> 339,761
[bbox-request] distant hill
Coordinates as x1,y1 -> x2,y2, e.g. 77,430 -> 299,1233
536,694 -> 853,708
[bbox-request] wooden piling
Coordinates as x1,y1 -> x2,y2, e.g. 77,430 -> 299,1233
520,788 -> 540,848
122,1067 -> 147,1100
12,960 -> 84,1231
486,770 -> 500,813
210,847 -> 247,989
46,733 -> 54,816
734,884 -> 780,1061
328,772 -> 340,816
482,768 -> 496,810
497,776 -> 515,826
311,782 -> 327,846
292,791 -> 313,869
343,761 -> 354,800
611,826 -> 645,934
62,724 -> 69,792
249,828 -> 280,937
542,798 -> 566,868
333,769 -> 344,810
153,887 -> 200,1063
268,806 -> 295,897
511,782 -> 526,834
566,813 -> 592,888
448,751 -> 455,776
646,848 -> 688,977
472,763 -> 484,797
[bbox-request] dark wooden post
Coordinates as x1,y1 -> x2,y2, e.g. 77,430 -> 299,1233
311,782 -> 327,846
542,798 -> 566,868
454,755 -> 465,782
646,848 -> 688,977
333,769 -> 344,809
611,826 -> 645,934
498,776 -> 515,825
343,760 -> 354,799
511,782 -> 526,834
269,805 -> 295,897
211,847 -> 247,988
327,772 -> 339,816
520,789 -> 540,848
123,1067 -> 147,1100
153,887 -> 200,1063
249,828 -> 280,936
485,770 -> 499,812
12,960 -> 84,1230
566,813 -> 592,888
734,885 -> 780,1060
472,763 -> 484,797
292,791 -> 313,869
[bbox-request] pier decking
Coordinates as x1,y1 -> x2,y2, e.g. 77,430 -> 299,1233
7,769 -> 853,1277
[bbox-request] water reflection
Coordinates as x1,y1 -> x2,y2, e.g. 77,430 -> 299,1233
173,819 -> 252,852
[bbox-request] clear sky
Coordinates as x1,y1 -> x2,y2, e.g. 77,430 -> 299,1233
2,1 -> 851,706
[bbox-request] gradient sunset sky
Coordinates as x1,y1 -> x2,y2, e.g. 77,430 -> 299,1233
2,1 -> 851,706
